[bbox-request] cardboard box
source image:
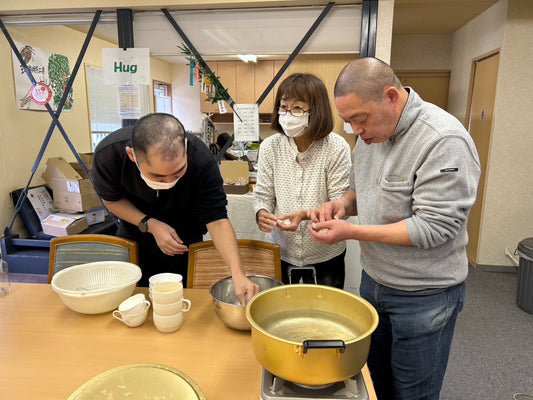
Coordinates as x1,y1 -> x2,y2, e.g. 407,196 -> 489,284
26,186 -> 55,221
41,212 -> 89,237
220,161 -> 249,195
42,157 -> 101,212
42,157 -> 82,182
53,190 -> 102,213
78,152 -> 94,171
82,206 -> 106,225
45,176 -> 95,195
223,184 -> 249,195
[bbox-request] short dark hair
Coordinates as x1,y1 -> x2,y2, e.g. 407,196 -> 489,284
216,132 -> 231,148
270,73 -> 333,141
131,113 -> 186,164
334,57 -> 402,103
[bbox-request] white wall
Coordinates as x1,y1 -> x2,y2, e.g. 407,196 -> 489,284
376,0 -> 394,63
391,34 -> 453,70
447,0 -> 507,123
477,0 -> 533,267
389,0 -> 533,269
344,217 -> 362,294
171,63 -> 203,133
447,0 -> 533,268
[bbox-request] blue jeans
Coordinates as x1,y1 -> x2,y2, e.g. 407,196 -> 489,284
359,270 -> 465,400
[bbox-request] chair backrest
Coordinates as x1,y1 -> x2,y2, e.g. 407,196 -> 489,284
48,234 -> 138,283
187,239 -> 281,289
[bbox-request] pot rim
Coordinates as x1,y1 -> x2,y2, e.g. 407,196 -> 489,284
245,284 -> 378,346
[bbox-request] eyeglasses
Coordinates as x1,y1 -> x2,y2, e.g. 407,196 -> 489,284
277,106 -> 310,118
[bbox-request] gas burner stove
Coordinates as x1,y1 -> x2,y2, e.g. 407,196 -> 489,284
260,369 -> 369,400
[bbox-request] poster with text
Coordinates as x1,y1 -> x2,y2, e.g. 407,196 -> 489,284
233,104 -> 259,142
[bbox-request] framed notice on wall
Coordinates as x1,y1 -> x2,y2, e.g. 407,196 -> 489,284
11,41 -> 73,112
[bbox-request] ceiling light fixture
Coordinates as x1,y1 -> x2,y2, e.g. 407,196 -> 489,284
237,54 -> 257,63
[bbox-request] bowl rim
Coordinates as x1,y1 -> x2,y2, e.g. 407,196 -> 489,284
209,274 -> 283,306
55,283 -> 136,298
51,261 -> 141,296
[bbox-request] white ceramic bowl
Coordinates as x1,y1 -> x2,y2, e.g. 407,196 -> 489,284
51,261 -> 142,314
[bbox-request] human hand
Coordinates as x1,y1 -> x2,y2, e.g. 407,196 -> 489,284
149,219 -> 188,256
256,209 -> 278,233
307,219 -> 351,245
276,210 -> 306,232
307,200 -> 345,223
232,274 -> 260,305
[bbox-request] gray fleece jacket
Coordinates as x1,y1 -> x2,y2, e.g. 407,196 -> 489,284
351,88 -> 481,290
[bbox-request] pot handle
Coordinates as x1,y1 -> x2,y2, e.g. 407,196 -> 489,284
302,339 -> 346,354
288,266 -> 317,285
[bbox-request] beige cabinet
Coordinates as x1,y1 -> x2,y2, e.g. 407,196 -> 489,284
235,62 -> 255,105
201,60 -> 280,117
200,61 -> 220,114
201,55 -> 354,135
217,61 -> 237,106
255,61 -> 275,114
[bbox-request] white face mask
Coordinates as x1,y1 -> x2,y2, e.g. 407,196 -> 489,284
279,113 -> 309,138
140,172 -> 180,190
132,149 -> 183,191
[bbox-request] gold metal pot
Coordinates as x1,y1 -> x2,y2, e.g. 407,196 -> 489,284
245,284 -> 378,385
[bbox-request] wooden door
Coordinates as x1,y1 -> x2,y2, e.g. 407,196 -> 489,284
465,51 -> 500,265
396,70 -> 450,110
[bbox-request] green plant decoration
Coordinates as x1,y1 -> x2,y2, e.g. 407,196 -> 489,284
48,53 -> 73,110
178,44 -> 231,104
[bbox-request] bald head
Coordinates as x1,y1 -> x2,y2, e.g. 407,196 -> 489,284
334,57 -> 402,104
131,113 -> 186,164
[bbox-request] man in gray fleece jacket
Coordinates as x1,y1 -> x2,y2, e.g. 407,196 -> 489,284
309,58 -> 480,400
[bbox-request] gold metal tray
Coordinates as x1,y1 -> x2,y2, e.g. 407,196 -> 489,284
67,363 -> 206,400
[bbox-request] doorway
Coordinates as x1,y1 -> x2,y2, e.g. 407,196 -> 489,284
465,51 -> 500,266
395,70 -> 450,110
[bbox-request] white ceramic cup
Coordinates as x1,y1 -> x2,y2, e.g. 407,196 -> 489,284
149,273 -> 183,289
153,311 -> 185,333
117,293 -> 151,314
151,281 -> 184,305
113,307 -> 149,328
152,298 -> 191,316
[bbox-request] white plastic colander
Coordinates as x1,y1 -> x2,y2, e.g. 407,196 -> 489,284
51,261 -> 142,314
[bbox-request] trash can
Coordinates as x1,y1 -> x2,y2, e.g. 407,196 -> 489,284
516,237 -> 533,314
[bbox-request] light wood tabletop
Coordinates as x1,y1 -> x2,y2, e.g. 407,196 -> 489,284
0,283 -> 376,400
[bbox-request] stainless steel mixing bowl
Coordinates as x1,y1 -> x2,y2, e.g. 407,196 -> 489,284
209,275 -> 283,330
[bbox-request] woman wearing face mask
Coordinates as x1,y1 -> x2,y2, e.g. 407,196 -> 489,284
253,73 -> 352,288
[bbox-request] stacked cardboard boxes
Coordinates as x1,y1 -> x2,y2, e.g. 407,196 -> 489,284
41,156 -> 104,236
42,156 -> 101,213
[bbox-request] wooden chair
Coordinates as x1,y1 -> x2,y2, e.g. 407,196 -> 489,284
187,239 -> 282,289
48,234 -> 138,283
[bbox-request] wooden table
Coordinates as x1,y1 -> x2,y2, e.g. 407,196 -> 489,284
0,283 -> 376,400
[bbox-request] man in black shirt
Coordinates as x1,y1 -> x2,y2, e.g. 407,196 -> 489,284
91,113 -> 258,303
